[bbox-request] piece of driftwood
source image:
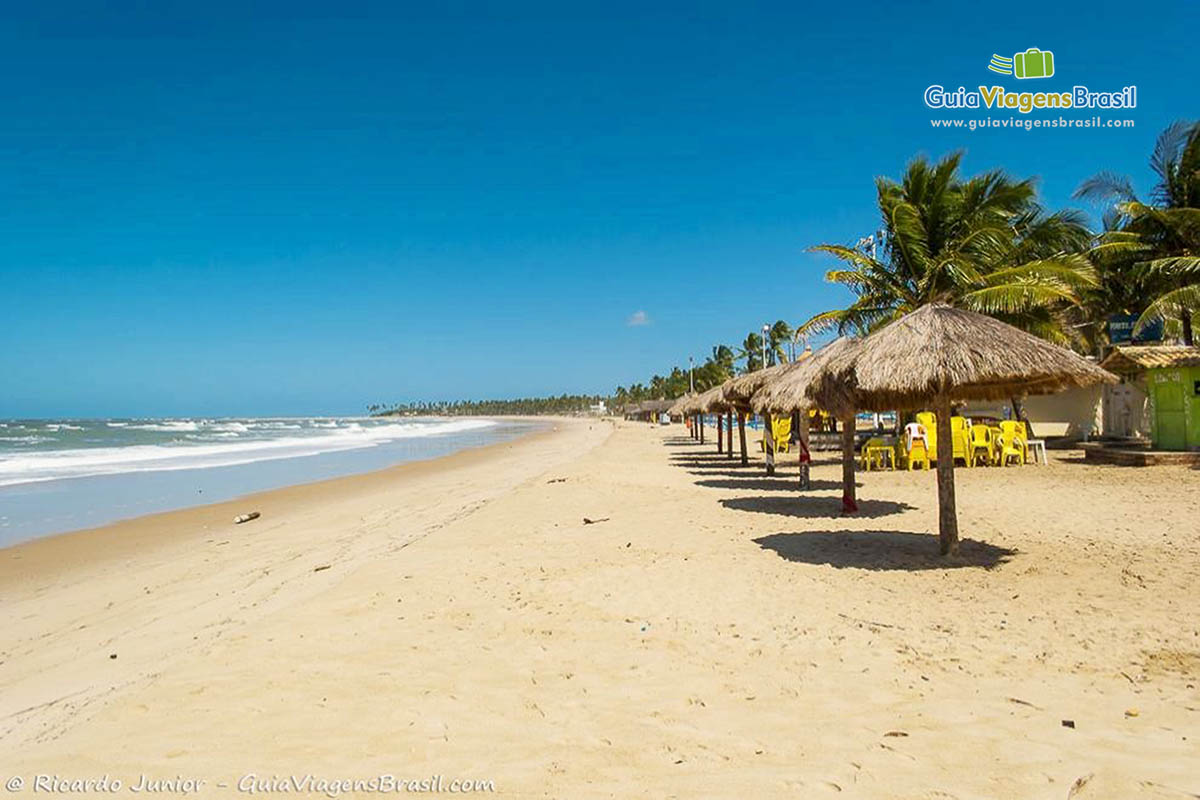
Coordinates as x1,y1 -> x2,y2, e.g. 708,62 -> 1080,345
233,512 -> 261,524
582,517 -> 610,525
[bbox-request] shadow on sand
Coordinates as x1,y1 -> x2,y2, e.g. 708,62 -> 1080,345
753,530 -> 1016,571
722,495 -> 913,519
694,477 -> 847,492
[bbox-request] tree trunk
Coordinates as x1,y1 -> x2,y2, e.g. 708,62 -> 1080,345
935,396 -> 959,556
763,411 -> 775,475
726,411 -> 734,459
1009,396 -> 1036,438
737,411 -> 748,466
716,411 -> 723,453
699,413 -> 705,445
840,411 -> 857,513
1183,308 -> 1194,347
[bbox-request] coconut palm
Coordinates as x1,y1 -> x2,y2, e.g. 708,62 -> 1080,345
737,332 -> 764,372
711,344 -> 735,373
798,153 -> 1096,345
766,320 -> 793,365
1075,119 -> 1200,345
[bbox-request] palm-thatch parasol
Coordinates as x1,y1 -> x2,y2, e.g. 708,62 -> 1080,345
816,303 -> 1116,555
752,339 -> 861,503
721,362 -> 793,473
667,394 -> 694,417
692,384 -> 732,450
722,361 -> 793,408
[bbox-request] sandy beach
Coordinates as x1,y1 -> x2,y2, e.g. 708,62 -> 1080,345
3,418 -> 1198,798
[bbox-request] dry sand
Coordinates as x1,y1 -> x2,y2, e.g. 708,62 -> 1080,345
2,418 -> 1198,799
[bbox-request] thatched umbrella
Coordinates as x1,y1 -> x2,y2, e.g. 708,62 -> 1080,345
752,338 -> 860,505
692,384 -> 732,452
668,394 -> 697,439
815,304 -> 1116,555
723,361 -> 792,473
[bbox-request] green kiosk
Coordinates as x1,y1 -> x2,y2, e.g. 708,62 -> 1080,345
1100,345 -> 1200,450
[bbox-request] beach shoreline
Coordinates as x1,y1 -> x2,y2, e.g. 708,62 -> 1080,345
0,416 -> 543,546
4,418 -> 1197,797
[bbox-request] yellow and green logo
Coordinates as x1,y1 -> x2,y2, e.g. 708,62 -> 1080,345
989,48 -> 1055,79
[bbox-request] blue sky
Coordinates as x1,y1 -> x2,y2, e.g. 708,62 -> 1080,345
2,0 -> 1194,417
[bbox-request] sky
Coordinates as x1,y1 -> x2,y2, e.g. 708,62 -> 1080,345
2,0 -> 1194,417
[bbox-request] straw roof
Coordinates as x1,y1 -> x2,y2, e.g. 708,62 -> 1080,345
721,361 -> 793,408
750,339 -> 859,415
1099,344 -> 1200,373
693,384 -> 732,413
667,394 -> 695,416
816,304 -> 1117,412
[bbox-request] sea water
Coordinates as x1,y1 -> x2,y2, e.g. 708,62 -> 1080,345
0,416 -> 541,545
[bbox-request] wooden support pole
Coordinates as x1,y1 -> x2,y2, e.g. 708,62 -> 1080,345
797,410 -> 811,490
716,411 -> 724,453
762,411 -> 775,475
737,411 -> 748,466
699,412 -> 705,445
934,396 -> 959,555
727,411 -> 734,459
841,411 -> 857,513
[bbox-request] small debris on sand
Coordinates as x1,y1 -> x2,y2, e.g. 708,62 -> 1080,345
233,512 -> 261,524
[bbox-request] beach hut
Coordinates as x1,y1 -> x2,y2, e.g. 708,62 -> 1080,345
816,304 -> 1116,555
1099,345 -> 1200,450
722,362 -> 792,473
752,338 -> 861,507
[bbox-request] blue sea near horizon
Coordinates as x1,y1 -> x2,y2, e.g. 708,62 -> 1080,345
0,416 -> 544,547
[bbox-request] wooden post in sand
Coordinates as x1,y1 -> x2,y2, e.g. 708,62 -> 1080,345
797,411 -> 811,490
727,411 -> 734,459
762,411 -> 775,476
699,413 -> 705,445
716,412 -> 724,453
737,411 -> 748,466
934,396 -> 959,555
840,411 -> 857,513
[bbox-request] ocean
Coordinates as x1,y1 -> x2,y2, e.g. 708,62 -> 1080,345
0,416 -> 541,546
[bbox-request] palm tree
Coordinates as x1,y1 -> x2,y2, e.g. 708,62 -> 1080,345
711,344 -> 735,373
1075,119 -> 1200,345
737,332 -> 764,372
766,320 -> 793,365
798,153 -> 1096,345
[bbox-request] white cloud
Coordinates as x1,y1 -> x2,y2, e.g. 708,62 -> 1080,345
627,310 -> 650,327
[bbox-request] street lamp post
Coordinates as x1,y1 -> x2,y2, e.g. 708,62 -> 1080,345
688,356 -> 694,393
761,323 -> 769,369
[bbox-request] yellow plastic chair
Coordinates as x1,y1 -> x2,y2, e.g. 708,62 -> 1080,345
968,425 -> 994,466
996,430 -> 1024,467
774,416 -> 792,454
914,412 -> 938,463
950,416 -> 972,467
903,422 -> 931,470
998,421 -> 1028,465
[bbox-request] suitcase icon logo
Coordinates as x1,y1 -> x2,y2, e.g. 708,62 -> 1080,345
987,48 -> 1055,79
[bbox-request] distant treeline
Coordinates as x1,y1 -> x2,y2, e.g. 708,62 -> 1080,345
370,395 -> 609,417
